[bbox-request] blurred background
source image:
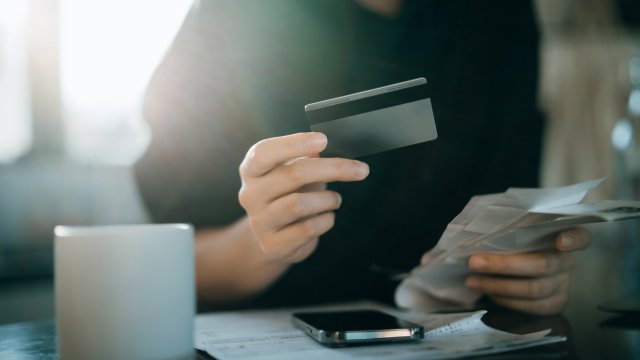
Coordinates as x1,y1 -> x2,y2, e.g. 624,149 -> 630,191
0,0 -> 638,355
0,0 -> 191,322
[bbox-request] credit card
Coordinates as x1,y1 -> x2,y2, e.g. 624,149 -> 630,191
304,78 -> 437,158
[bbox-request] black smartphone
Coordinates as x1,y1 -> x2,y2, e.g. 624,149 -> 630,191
292,309 -> 424,347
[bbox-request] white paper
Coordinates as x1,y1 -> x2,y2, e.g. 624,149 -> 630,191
195,302 -> 565,360
396,178 -> 640,307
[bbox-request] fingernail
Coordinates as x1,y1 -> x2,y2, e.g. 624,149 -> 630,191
336,193 -> 342,207
309,133 -> 327,150
470,256 -> 488,271
355,162 -> 369,178
560,232 -> 575,250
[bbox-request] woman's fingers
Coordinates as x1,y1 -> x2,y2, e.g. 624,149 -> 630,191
466,272 -> 571,300
464,228 -> 592,314
468,251 -> 576,277
239,156 -> 368,211
282,238 -> 320,264
467,249 -> 579,315
555,227 -> 592,251
256,191 -> 342,231
258,212 -> 336,260
256,157 -> 369,204
240,132 -> 327,178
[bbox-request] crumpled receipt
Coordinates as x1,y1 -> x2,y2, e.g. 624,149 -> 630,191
396,178 -> 640,308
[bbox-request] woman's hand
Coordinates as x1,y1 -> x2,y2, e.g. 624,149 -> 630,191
238,132 -> 369,264
466,228 -> 592,315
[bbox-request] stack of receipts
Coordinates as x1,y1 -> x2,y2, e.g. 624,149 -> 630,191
194,302 -> 565,360
396,178 -> 640,308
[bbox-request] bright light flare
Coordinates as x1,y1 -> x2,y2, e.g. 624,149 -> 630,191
60,0 -> 192,164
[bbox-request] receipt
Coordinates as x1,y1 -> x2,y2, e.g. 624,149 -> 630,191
396,178 -> 640,308
194,302 -> 565,360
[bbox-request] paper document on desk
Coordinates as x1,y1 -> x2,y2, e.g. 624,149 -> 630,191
396,178 -> 640,308
194,302 -> 565,360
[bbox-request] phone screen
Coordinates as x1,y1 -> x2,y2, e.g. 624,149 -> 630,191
293,310 -> 413,331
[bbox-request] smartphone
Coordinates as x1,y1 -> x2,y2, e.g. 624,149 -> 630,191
292,309 -> 424,347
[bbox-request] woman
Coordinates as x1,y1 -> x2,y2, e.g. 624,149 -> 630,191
136,0 -> 590,314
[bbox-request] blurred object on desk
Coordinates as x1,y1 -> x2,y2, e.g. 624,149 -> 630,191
537,0 -> 639,200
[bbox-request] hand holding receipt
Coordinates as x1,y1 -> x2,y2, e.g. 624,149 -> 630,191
397,178 -> 640,310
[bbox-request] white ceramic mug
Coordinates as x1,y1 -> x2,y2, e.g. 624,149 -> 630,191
54,224 -> 195,360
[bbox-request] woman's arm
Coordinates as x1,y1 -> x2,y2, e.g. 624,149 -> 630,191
194,217 -> 287,302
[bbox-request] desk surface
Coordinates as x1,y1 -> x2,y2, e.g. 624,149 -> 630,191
0,320 -> 213,359
1,224 -> 639,359
0,305 -> 638,360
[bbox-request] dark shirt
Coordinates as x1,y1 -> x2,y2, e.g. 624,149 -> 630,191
135,0 -> 544,308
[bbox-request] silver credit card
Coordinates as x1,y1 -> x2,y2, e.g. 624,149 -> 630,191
305,78 -> 438,158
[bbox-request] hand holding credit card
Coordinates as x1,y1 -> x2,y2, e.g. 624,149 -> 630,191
305,78 -> 438,158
